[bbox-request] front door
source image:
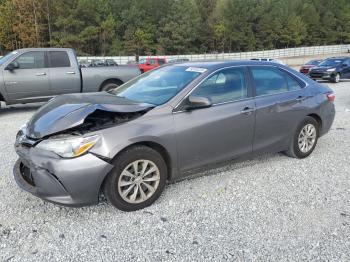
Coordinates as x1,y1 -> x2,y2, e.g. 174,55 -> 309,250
173,66 -> 255,172
3,51 -> 51,103
341,59 -> 350,79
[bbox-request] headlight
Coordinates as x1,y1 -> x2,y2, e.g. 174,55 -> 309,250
36,135 -> 100,158
326,68 -> 336,72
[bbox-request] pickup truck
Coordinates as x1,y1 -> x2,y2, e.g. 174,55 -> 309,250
0,48 -> 140,107
138,57 -> 166,73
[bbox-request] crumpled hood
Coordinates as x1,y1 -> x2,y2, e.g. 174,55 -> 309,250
26,92 -> 154,139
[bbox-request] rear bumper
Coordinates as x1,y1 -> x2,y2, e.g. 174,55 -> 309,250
319,103 -> 336,137
13,145 -> 114,207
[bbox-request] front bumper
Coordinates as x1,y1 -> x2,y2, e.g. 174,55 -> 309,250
309,71 -> 333,79
14,144 -> 114,207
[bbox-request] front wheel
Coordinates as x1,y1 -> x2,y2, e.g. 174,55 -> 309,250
103,146 -> 167,211
284,116 -> 319,159
331,73 -> 340,83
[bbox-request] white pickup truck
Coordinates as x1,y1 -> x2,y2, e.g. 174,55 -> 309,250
0,48 -> 140,106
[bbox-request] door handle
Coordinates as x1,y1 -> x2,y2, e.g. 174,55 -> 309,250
295,96 -> 306,102
240,107 -> 255,115
66,71 -> 76,74
35,72 -> 46,76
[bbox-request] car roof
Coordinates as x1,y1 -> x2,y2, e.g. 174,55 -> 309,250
170,60 -> 284,70
14,48 -> 75,53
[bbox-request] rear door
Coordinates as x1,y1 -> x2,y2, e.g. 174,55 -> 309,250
3,51 -> 51,102
174,66 -> 255,171
249,66 -> 310,152
48,51 -> 80,95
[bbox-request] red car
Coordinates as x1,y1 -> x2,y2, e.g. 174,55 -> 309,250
299,60 -> 323,75
138,57 -> 166,73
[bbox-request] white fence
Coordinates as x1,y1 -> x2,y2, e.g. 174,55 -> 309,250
1,44 -> 349,64
78,44 -> 350,65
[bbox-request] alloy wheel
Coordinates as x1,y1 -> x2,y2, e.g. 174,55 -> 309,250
298,124 -> 317,153
118,160 -> 160,204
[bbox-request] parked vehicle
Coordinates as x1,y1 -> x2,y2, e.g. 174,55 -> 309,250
14,61 -> 335,211
309,57 -> 350,83
90,59 -> 118,67
299,60 -> 323,75
251,58 -> 285,65
168,58 -> 190,63
138,57 -> 166,73
78,59 -> 91,68
0,48 -> 140,107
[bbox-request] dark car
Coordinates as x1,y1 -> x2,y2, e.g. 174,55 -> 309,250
299,60 -> 323,75
309,57 -> 350,83
13,61 -> 335,211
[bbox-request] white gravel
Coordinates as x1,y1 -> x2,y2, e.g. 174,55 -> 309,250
0,82 -> 350,261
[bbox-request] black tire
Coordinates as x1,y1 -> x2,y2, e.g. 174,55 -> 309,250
100,81 -> 121,92
330,73 -> 340,83
103,146 -> 167,211
284,116 -> 319,159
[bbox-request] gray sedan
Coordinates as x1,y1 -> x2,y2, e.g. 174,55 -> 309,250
13,61 -> 335,211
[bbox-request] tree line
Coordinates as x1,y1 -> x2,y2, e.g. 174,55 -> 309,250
0,0 -> 349,56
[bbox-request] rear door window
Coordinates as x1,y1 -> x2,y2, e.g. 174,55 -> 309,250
13,51 -> 46,69
284,73 -> 302,91
251,67 -> 303,96
251,67 -> 288,96
48,51 -> 71,67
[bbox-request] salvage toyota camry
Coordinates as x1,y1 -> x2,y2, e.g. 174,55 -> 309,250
14,61 -> 335,211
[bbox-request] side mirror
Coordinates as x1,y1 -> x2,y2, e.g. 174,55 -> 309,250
186,95 -> 212,110
5,62 -> 18,71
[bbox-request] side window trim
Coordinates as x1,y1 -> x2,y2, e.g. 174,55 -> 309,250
173,66 -> 253,112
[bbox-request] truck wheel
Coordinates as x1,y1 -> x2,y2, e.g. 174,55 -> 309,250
103,146 -> 167,211
100,81 -> 121,92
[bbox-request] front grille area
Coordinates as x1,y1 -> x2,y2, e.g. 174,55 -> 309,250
19,162 -> 35,186
309,72 -> 324,78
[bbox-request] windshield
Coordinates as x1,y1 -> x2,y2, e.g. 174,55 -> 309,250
138,59 -> 146,64
112,66 -> 205,105
0,51 -> 17,66
319,59 -> 343,67
306,60 -> 321,66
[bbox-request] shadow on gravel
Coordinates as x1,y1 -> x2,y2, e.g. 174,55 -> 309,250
0,104 -> 42,116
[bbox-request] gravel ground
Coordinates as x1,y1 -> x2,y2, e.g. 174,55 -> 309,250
0,81 -> 349,262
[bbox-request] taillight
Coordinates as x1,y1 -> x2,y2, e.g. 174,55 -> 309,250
327,93 -> 335,102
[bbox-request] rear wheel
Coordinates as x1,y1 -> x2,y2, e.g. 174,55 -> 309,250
103,146 -> 167,211
284,116 -> 319,159
100,81 -> 121,92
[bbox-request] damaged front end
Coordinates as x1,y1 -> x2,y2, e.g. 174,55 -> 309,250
60,109 -> 148,136
13,92 -> 154,206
